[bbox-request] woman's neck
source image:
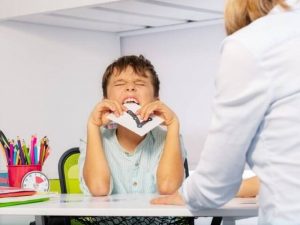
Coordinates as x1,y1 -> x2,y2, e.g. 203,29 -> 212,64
116,126 -> 145,152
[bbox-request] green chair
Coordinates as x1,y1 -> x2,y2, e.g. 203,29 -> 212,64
29,148 -> 82,225
56,147 -> 82,225
58,147 -> 81,194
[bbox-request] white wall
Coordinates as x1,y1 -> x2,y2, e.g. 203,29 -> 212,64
121,24 -> 226,169
0,21 -> 226,175
0,21 -> 258,225
0,21 -> 120,178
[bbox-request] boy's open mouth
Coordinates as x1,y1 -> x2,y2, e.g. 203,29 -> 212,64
123,97 -> 140,105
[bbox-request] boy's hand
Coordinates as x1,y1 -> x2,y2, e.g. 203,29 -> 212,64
88,99 -> 126,127
151,191 -> 185,205
236,176 -> 259,198
137,100 -> 178,127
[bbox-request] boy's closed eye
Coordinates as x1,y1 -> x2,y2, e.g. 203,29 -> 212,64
114,81 -> 126,86
134,81 -> 146,86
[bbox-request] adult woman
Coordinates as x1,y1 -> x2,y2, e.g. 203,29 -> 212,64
152,0 -> 300,224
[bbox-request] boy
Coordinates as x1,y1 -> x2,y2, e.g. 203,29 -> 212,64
79,54 -> 186,196
78,55 -> 189,224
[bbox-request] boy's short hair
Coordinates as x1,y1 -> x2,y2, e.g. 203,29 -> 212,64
102,55 -> 160,98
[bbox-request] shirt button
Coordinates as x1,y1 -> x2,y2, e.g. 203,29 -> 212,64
133,181 -> 138,186
125,152 -> 133,157
135,162 -> 139,167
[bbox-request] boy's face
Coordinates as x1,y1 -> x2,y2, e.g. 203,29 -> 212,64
106,66 -> 157,106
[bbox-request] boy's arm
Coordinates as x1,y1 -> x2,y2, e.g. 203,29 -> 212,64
236,176 -> 260,197
137,100 -> 184,194
156,118 -> 184,194
83,124 -> 111,196
83,100 -> 124,196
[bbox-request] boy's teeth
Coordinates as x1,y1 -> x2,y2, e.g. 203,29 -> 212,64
124,98 -> 138,104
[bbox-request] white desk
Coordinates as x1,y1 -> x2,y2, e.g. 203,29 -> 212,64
0,194 -> 258,225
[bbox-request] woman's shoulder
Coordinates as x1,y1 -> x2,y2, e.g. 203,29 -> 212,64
223,11 -> 300,57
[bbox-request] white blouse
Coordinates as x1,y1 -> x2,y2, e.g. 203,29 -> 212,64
182,2 -> 300,225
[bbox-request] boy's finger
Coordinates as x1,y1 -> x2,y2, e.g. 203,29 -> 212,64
150,196 -> 170,205
139,103 -> 156,120
151,192 -> 185,205
103,100 -> 123,116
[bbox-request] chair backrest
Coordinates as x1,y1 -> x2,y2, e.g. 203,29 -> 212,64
58,147 -> 81,194
184,158 -> 190,178
183,158 -> 195,225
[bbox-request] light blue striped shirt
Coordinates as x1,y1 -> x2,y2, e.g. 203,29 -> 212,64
79,126 -> 186,195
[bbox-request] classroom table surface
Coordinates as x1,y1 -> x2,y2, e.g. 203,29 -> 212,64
0,193 -> 258,218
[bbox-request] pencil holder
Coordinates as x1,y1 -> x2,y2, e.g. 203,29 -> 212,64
7,164 -> 41,188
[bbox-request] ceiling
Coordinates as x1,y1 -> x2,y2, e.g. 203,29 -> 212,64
10,0 -> 224,34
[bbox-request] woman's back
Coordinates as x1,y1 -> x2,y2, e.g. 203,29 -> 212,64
228,5 -> 300,224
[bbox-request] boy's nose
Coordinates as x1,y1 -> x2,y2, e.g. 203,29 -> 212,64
126,83 -> 136,91
126,87 -> 136,91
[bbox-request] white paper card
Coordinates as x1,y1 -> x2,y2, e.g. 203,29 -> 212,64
107,103 -> 164,136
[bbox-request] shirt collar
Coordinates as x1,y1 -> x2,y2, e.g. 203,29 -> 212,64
113,129 -> 153,155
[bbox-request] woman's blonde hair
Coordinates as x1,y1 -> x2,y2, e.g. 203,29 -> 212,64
225,0 -> 289,35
